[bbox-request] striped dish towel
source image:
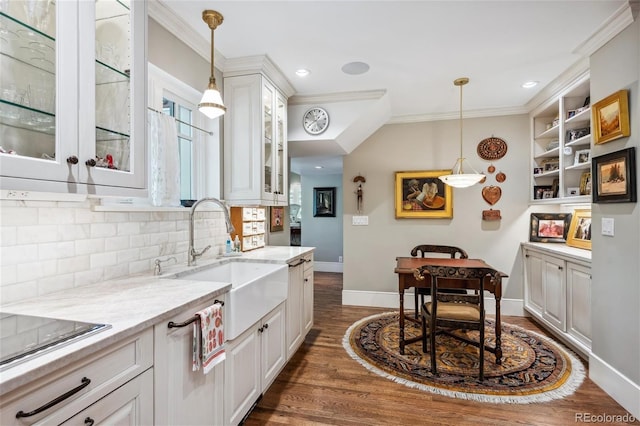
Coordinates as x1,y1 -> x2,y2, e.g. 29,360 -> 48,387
193,302 -> 225,374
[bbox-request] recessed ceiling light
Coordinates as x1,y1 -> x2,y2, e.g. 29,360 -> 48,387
341,61 -> 370,75
522,81 -> 539,89
296,69 -> 310,77
314,166 -> 323,169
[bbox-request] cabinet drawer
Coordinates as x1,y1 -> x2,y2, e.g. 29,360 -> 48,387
303,252 -> 314,271
0,328 -> 153,425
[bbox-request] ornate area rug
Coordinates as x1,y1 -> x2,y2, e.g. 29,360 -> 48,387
343,312 -> 585,403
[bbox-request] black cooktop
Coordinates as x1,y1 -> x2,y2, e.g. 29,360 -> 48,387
0,313 -> 110,370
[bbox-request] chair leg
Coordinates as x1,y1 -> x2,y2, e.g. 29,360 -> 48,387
479,323 -> 485,381
414,291 -> 419,319
429,311 -> 437,375
421,306 -> 427,353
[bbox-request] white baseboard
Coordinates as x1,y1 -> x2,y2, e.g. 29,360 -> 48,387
589,352 -> 640,419
314,261 -> 343,273
341,289 -> 525,317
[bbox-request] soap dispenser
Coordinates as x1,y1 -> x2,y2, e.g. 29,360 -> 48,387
225,235 -> 232,254
234,235 -> 241,252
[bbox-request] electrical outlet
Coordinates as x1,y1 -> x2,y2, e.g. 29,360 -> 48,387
352,215 -> 368,226
338,256 -> 343,263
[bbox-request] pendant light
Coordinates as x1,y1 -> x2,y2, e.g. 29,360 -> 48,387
198,10 -> 226,119
439,77 -> 484,188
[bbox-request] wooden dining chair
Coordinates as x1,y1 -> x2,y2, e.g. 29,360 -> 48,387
410,245 -> 469,319
416,264 -> 503,381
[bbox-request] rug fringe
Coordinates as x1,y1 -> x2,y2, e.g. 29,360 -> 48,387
342,312 -> 585,404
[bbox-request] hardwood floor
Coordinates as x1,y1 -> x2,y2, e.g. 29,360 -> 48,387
245,272 -> 637,425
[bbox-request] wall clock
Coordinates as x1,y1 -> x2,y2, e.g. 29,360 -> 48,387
303,107 -> 330,135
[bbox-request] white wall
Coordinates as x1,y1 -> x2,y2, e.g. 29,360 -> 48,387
342,114 -> 531,304
589,18 -> 639,418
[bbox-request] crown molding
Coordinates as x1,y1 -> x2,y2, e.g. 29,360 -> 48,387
289,90 -> 387,106
223,55 -> 296,97
573,2 -> 634,57
388,105 -> 528,125
525,59 -> 589,114
149,0 -> 226,70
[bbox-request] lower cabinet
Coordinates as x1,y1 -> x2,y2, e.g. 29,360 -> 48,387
0,329 -> 153,425
303,258 -> 314,335
522,243 -> 592,357
224,302 -> 286,426
62,369 -> 153,425
154,298 -> 226,426
286,252 -> 314,359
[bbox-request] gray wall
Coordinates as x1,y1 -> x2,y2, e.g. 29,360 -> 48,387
342,114 -> 531,299
301,174 -> 343,263
590,19 -> 639,386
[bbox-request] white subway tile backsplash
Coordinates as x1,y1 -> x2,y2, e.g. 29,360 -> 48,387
1,200 -> 228,303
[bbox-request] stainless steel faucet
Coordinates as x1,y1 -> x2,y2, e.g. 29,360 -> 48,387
188,197 -> 235,266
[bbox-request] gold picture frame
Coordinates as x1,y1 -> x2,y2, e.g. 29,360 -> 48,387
579,171 -> 592,196
592,90 -> 630,144
566,209 -> 592,250
394,170 -> 453,219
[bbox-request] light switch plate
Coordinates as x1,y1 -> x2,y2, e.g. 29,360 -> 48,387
352,215 -> 369,226
602,217 -> 614,236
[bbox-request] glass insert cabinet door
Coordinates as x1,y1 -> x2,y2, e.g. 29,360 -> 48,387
0,0 -> 145,191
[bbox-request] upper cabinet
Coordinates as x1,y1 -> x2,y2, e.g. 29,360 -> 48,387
530,72 -> 591,204
223,56 -> 294,206
0,0 -> 146,196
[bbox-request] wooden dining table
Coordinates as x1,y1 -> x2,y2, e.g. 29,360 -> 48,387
394,256 -> 507,362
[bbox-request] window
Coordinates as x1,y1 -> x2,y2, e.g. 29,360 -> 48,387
148,63 -> 221,200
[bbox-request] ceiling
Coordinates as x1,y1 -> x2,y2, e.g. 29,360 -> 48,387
157,1 -> 633,175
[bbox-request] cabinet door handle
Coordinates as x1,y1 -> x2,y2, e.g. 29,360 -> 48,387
289,259 -> 306,268
558,266 -> 563,270
66,156 -> 79,164
85,417 -> 95,426
15,377 -> 91,418
85,158 -> 96,167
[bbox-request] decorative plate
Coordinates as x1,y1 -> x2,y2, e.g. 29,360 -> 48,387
477,137 -> 508,160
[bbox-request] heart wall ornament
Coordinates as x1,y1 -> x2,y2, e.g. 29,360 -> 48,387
482,185 -> 502,205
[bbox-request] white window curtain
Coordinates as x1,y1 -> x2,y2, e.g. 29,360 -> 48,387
148,110 -> 180,207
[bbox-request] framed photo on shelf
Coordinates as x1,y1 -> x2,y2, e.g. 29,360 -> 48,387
592,147 -> 637,203
566,209 -> 592,250
529,212 -> 572,243
533,185 -> 552,200
567,187 -> 580,196
567,127 -> 590,142
592,90 -> 630,144
574,149 -> 591,165
394,170 -> 453,219
542,159 -> 559,172
533,167 -> 543,175
313,187 -> 336,217
580,172 -> 592,196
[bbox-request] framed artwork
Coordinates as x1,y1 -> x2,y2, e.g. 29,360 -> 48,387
592,147 -> 637,203
533,185 -> 552,200
542,159 -> 559,172
579,172 -> 592,196
574,149 -> 591,165
395,170 -> 453,218
270,206 -> 284,232
592,90 -> 630,144
313,187 -> 336,217
566,209 -> 592,250
529,213 -> 572,243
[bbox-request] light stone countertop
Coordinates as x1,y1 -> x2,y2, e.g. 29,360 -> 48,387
0,246 -> 315,395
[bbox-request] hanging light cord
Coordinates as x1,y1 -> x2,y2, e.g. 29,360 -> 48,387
458,81 -> 464,163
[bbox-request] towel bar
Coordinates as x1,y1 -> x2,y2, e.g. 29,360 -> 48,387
167,300 -> 224,328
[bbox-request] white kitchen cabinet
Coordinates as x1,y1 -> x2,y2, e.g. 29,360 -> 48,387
154,298 -> 226,426
61,368 -> 153,426
0,328 -> 153,425
522,243 -> 592,357
223,67 -> 289,206
530,71 -> 591,203
0,0 -> 146,196
287,252 -> 315,359
225,302 -> 286,426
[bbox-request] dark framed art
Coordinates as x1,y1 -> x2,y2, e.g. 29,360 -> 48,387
592,90 -> 630,145
270,206 -> 284,232
533,185 -> 552,200
529,213 -> 572,243
592,147 -> 637,203
313,187 -> 336,217
394,170 -> 453,218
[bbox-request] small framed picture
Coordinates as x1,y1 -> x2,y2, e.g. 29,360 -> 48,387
542,190 -> 554,199
313,187 -> 337,217
567,187 -> 580,196
543,160 -> 559,172
529,212 -> 572,243
566,209 -> 592,250
533,167 -> 543,175
574,149 -> 591,165
533,185 -> 552,200
270,206 -> 284,232
580,172 -> 592,196
592,90 -> 630,145
567,127 -> 590,142
592,147 -> 637,203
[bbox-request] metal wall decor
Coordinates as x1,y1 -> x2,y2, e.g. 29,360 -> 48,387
477,137 -> 507,161
481,185 -> 502,205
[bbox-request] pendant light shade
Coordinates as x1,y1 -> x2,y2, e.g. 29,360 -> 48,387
439,77 -> 484,188
198,10 -> 226,119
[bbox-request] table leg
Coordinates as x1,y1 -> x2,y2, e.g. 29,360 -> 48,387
495,295 -> 502,364
399,287 -> 405,355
